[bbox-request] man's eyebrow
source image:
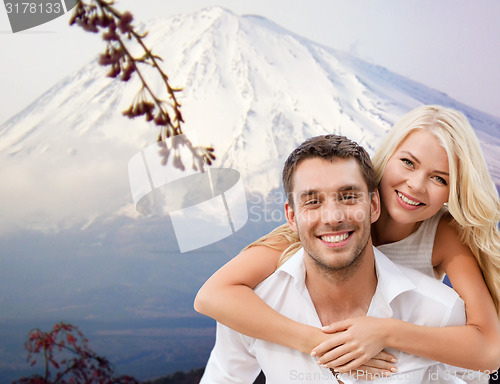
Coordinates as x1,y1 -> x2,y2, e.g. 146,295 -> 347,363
400,150 -> 449,176
297,186 -> 365,197
297,189 -> 320,199
338,185 -> 364,192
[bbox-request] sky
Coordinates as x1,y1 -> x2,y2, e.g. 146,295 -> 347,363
0,0 -> 499,126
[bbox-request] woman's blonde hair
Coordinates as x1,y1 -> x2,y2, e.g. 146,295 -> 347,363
246,105 -> 500,315
371,105 -> 500,314
241,222 -> 300,260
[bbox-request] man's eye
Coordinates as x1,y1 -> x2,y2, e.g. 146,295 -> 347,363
341,194 -> 357,203
305,199 -> 320,206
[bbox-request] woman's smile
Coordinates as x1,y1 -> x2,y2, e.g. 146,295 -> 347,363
395,190 -> 425,210
379,129 -> 449,225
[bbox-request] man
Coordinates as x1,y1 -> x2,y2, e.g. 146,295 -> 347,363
200,135 -> 466,383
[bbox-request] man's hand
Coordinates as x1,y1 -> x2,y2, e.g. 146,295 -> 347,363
311,316 -> 397,375
347,352 -> 398,380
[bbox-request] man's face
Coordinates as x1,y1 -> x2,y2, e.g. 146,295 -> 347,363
285,157 -> 380,273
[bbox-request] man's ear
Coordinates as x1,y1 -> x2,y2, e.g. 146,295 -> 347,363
285,200 -> 298,233
370,190 -> 381,224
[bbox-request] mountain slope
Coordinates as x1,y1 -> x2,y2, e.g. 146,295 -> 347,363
0,6 -> 498,233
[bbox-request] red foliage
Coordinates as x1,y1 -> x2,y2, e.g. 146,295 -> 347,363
13,322 -> 140,384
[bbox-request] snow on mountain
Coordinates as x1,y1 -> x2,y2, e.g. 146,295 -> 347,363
1,6 -> 499,233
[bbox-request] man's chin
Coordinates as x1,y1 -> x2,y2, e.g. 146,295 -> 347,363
307,250 -> 356,271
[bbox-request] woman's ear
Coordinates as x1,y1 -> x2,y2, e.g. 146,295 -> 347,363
285,200 -> 298,233
370,190 -> 381,223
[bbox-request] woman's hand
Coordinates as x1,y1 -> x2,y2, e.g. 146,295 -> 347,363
312,317 -> 396,373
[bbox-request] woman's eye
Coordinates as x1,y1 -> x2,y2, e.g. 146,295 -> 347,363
401,158 -> 414,167
433,176 -> 448,186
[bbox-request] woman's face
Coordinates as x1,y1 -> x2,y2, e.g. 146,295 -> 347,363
379,129 -> 450,225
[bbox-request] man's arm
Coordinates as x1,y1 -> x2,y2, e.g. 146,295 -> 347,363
200,323 -> 262,384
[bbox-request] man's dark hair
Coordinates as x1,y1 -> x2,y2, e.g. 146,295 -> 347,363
282,135 -> 377,207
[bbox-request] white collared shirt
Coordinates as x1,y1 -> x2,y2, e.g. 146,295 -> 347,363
200,248 -> 467,384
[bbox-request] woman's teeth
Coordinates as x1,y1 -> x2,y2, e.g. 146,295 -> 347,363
397,191 -> 421,206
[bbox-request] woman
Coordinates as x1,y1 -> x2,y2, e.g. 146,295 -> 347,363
194,105 -> 500,379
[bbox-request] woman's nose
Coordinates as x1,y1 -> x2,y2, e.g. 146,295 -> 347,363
407,172 -> 426,192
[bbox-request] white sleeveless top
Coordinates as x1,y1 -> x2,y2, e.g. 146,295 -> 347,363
377,209 -> 488,383
376,208 -> 447,280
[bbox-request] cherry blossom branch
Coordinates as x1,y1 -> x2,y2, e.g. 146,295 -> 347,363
69,0 -> 215,171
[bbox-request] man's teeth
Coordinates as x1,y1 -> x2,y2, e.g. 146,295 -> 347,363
321,233 -> 349,243
397,191 -> 420,206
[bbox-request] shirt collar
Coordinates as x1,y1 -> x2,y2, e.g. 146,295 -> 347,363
368,247 -> 417,318
276,248 -> 307,291
276,247 -> 417,317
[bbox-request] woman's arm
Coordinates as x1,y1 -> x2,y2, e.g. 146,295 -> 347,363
194,243 -> 327,353
388,215 -> 500,371
314,215 -> 500,372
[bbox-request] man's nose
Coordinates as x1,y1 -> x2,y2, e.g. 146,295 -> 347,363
321,200 -> 345,223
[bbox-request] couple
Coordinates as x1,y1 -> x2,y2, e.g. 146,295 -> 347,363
196,106 -> 500,383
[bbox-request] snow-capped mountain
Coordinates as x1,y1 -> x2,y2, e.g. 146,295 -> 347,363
1,6 -> 499,233
1,8 -> 500,377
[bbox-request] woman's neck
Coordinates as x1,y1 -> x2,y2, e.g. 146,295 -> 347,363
372,206 -> 422,246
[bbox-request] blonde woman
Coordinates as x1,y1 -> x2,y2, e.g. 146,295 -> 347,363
194,105 -> 500,379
